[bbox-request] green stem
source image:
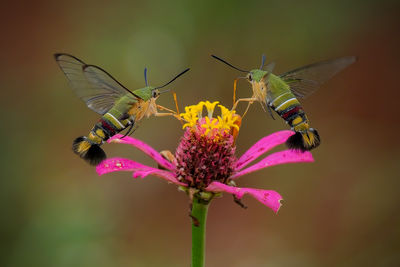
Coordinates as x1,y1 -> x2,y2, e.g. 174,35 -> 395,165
191,196 -> 209,267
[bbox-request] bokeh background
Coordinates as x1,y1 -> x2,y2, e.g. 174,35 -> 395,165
1,0 -> 400,266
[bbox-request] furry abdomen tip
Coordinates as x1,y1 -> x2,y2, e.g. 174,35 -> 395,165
286,128 -> 320,152
72,136 -> 107,165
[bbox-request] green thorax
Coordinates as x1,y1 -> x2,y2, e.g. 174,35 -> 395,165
105,86 -> 155,120
132,86 -> 154,101
268,74 -> 291,92
249,69 -> 294,101
267,74 -> 295,103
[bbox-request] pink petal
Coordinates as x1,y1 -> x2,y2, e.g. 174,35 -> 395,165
231,150 -> 313,180
96,157 -> 185,186
108,134 -> 175,171
235,130 -> 294,170
205,181 -> 283,213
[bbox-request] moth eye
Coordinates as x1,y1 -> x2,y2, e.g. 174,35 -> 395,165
248,74 -> 252,81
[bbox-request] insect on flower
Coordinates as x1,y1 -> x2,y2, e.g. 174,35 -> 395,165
96,101 -> 314,213
211,54 -> 356,151
54,53 -> 189,165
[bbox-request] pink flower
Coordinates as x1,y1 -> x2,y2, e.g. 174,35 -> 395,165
96,101 -> 314,213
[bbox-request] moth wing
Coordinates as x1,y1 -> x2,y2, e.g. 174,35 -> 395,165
54,53 -> 139,115
279,56 -> 356,99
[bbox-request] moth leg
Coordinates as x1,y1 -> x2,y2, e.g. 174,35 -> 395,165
232,97 -> 257,111
156,104 -> 183,121
154,111 -> 181,120
154,112 -> 176,117
266,104 -> 275,120
258,100 -> 275,120
157,104 -> 177,114
120,123 -> 135,139
242,101 -> 252,119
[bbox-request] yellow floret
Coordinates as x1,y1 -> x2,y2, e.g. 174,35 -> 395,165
180,101 -> 241,136
202,101 -> 219,118
201,117 -> 219,135
180,105 -> 199,129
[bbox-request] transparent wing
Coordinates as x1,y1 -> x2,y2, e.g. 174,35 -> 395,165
279,56 -> 356,99
262,61 -> 276,85
54,53 -> 138,115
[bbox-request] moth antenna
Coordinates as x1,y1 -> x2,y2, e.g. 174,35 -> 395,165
260,54 -> 266,69
211,55 -> 249,73
155,68 -> 190,90
144,67 -> 148,86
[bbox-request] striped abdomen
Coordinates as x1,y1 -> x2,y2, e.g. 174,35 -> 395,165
269,92 -> 320,151
72,112 -> 134,165
91,112 -> 133,143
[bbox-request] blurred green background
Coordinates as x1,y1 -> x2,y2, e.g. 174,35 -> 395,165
1,0 -> 400,266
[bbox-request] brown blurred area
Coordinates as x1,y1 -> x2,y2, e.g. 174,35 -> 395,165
1,0 -> 400,266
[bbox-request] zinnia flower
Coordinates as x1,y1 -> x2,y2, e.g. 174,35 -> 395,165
96,101 -> 313,213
